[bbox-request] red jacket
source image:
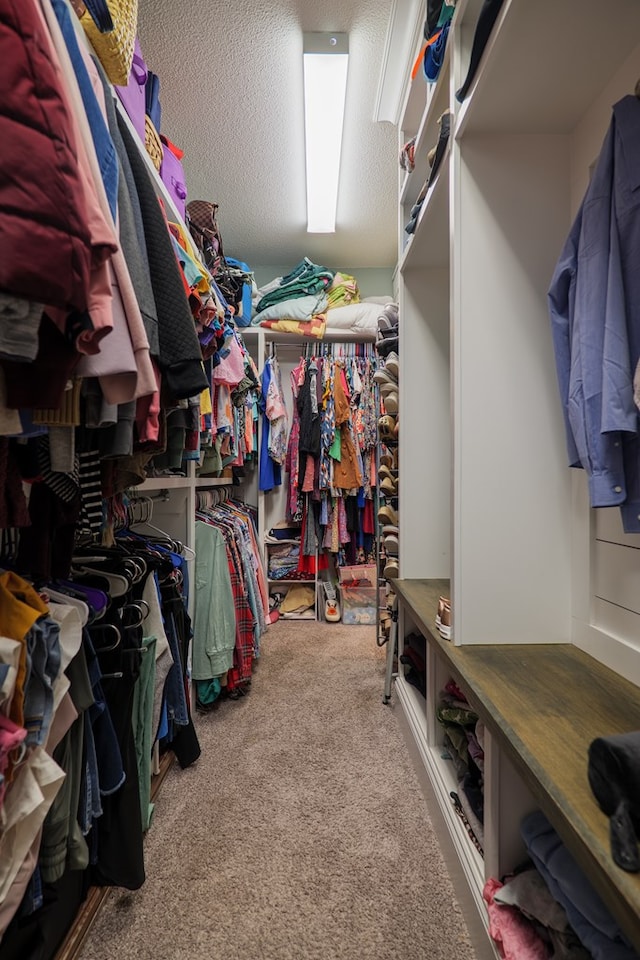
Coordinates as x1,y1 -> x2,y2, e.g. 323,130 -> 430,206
0,0 -> 99,312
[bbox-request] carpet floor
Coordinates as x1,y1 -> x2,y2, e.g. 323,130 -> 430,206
77,621 -> 478,960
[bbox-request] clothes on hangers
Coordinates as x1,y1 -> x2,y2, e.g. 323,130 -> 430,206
258,355 -> 288,491
0,527 -> 199,950
270,344 -> 379,568
0,0 -> 265,510
193,496 -> 268,707
549,93 -> 640,535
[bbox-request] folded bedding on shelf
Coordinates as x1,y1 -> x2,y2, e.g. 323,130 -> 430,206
255,257 -> 334,313
259,316 -> 326,339
324,301 -> 382,335
254,293 -> 328,323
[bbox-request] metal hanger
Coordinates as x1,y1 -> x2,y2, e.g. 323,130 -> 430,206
122,600 -> 150,629
74,566 -> 130,597
88,621 -> 121,652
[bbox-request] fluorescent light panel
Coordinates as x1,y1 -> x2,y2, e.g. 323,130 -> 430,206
303,32 -> 349,233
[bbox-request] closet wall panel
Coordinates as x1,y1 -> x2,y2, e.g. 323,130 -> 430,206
453,134 -> 572,645
593,540 -> 640,617
399,267 -> 450,579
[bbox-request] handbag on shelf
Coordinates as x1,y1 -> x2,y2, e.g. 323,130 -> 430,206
70,0 -> 90,20
80,0 -> 139,85
144,114 -> 163,171
160,136 -> 188,219
145,71 -> 162,132
114,37 -> 148,143
80,0 -> 113,31
225,257 -> 254,327
187,201 -> 245,313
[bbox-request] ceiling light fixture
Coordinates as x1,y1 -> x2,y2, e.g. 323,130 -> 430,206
303,32 -> 349,233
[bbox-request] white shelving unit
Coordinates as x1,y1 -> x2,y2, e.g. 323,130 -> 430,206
392,0 -> 640,953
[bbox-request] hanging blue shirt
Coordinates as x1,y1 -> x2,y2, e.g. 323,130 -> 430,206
549,95 -> 640,532
259,360 -> 282,491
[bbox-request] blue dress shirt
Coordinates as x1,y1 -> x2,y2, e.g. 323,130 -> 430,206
549,95 -> 640,532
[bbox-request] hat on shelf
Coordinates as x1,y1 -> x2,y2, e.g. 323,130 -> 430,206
279,584 -> 316,614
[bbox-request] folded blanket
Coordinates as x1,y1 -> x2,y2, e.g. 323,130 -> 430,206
256,257 -> 334,312
259,316 -> 326,339
588,731 -> 640,872
327,272 -> 360,309
252,292 -> 328,324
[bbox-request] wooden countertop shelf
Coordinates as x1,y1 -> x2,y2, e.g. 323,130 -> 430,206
393,577 -> 640,951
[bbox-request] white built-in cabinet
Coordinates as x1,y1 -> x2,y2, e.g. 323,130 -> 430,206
393,0 -> 640,953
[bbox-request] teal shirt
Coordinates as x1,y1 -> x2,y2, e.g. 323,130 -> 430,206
193,522 -> 236,679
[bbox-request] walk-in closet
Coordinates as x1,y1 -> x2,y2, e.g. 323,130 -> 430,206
2,1 -> 640,959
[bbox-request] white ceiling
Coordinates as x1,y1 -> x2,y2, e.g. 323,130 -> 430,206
138,0 -> 400,270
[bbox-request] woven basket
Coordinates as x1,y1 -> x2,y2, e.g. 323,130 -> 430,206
144,114 -> 163,171
80,0 -> 139,86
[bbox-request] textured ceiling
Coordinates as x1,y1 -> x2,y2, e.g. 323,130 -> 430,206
138,0 -> 399,269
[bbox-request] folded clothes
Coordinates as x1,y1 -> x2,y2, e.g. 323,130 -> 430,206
259,317 -> 326,339
256,258 -> 334,313
521,809 -> 638,960
588,731 -> 640,872
326,272 -> 360,309
252,292 -> 328,323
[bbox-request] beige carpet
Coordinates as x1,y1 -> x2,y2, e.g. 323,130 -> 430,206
77,621 -> 477,960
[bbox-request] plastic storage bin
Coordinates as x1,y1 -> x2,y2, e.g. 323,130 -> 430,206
341,585 -> 377,625
338,565 -> 377,624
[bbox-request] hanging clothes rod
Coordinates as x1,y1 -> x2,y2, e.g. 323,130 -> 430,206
264,333 -> 375,350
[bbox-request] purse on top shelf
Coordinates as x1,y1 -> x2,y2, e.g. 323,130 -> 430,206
80,0 -> 139,86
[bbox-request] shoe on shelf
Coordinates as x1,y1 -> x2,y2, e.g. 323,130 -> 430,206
435,595 -> 448,631
380,476 -> 398,497
384,534 -> 399,556
377,504 -> 398,525
385,352 -> 399,379
426,110 -> 451,189
380,381 -> 397,397
376,336 -> 399,359
374,367 -> 398,387
378,414 -> 397,440
383,558 -> 399,580
437,598 -> 452,640
378,464 -> 398,482
321,580 -> 341,622
380,446 -> 398,469
383,391 -> 398,416
381,524 -> 399,536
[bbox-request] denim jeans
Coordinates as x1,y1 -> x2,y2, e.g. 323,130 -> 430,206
23,616 -> 61,748
163,608 -> 190,727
